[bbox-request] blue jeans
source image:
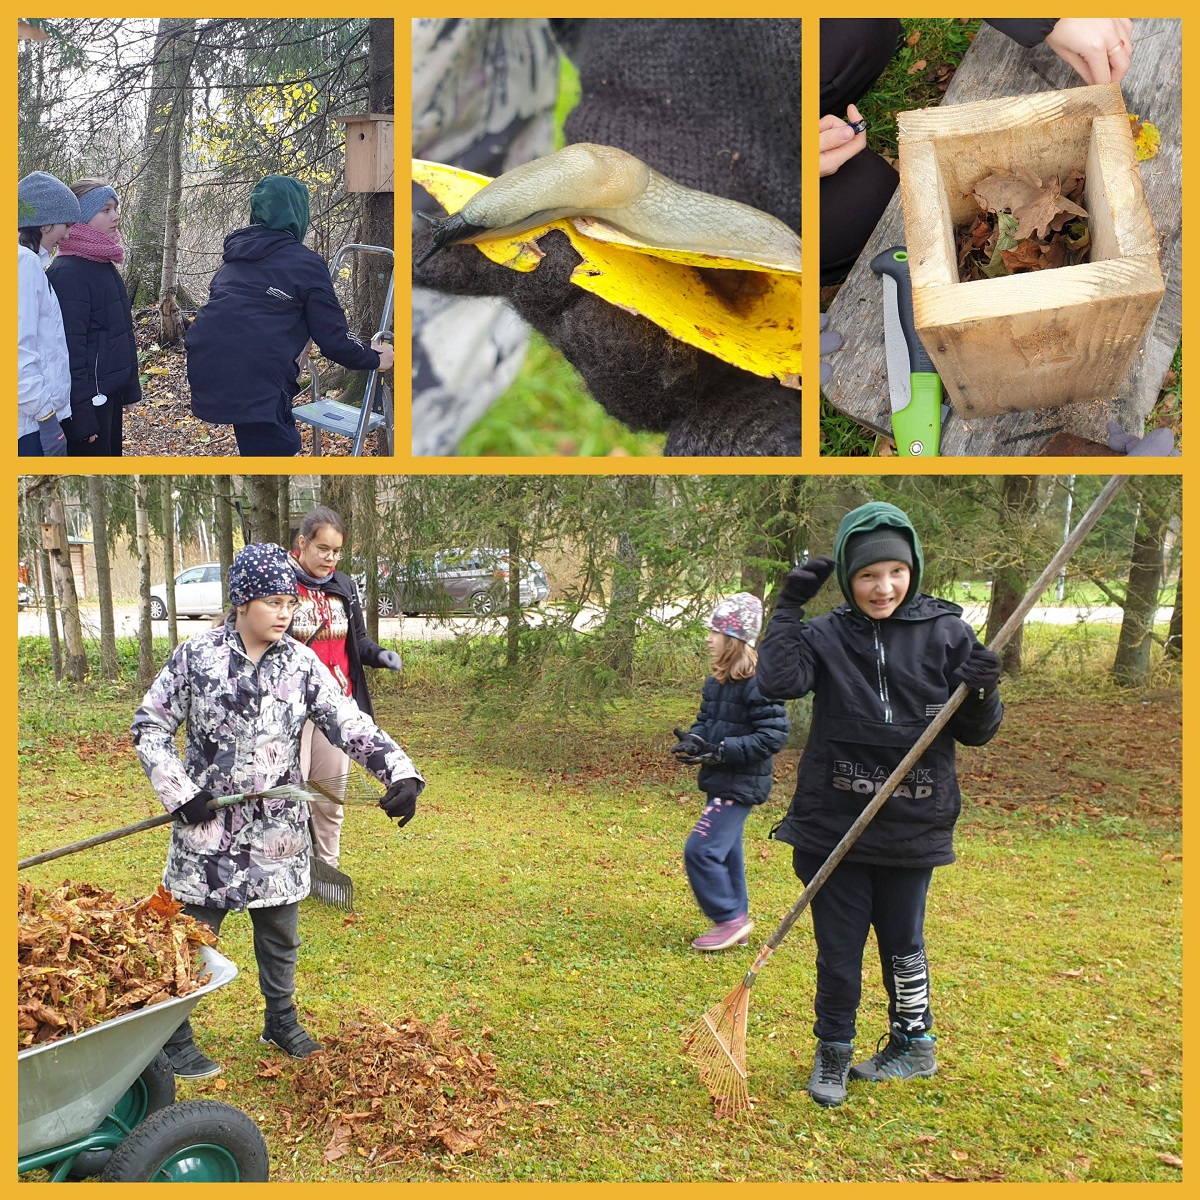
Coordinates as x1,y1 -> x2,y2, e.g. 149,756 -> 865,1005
684,796 -> 752,923
793,849 -> 934,1043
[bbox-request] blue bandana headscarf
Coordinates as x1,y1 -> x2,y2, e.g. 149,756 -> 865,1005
229,543 -> 299,607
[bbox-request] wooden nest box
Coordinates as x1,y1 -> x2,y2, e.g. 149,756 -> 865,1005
898,83 -> 1163,419
337,114 -> 394,193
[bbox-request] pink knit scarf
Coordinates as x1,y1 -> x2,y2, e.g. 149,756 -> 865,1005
57,222 -> 125,265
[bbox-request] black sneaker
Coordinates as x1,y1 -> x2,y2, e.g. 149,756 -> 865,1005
807,1040 -> 854,1107
260,1005 -> 323,1058
163,1020 -> 222,1079
849,1031 -> 938,1082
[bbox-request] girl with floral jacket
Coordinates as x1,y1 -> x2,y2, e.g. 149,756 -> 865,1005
131,543 -> 424,1078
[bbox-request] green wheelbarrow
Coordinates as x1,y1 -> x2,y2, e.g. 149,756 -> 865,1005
18,946 -> 269,1182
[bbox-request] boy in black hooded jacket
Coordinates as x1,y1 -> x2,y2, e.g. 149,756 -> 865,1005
186,174 -> 393,456
756,501 -> 1003,1108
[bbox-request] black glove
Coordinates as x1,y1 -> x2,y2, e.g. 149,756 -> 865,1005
174,790 -> 216,824
380,777 -> 421,828
670,728 -> 706,759
780,556 -> 836,606
414,19 -> 801,456
38,414 -> 67,457
951,643 -> 1002,699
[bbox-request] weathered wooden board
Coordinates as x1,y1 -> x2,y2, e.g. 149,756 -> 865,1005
822,18 -> 1181,456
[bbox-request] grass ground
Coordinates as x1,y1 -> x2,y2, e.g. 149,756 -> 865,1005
16,636 -> 1182,1182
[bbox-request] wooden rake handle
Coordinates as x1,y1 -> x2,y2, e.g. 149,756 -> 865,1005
745,474 -> 1129,984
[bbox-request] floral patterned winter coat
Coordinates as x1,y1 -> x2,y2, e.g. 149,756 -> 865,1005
131,619 -> 424,910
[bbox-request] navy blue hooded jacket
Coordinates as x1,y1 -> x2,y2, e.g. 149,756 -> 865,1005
186,226 -> 381,425
45,255 -> 142,438
756,503 -> 1003,867
687,673 -> 789,806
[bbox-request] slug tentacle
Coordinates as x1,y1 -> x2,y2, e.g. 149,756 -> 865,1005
413,209 -> 490,267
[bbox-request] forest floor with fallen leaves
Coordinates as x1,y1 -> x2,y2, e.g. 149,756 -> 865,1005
125,313 -> 385,457
16,636 -> 1182,1182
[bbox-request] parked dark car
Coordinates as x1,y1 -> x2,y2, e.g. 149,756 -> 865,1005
362,549 -> 547,617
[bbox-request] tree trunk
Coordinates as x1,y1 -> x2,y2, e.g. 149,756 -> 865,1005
602,476 -> 653,685
246,477 -> 281,545
278,476 -> 292,549
134,476 -> 156,688
215,474 -> 235,600
87,475 -> 119,678
360,18 -> 394,338
353,476 -> 379,642
45,482 -> 87,682
162,477 -> 179,650
157,92 -> 186,343
1112,484 -> 1173,687
984,475 -> 1039,677
505,518 -> 521,669
39,542 -> 62,682
124,19 -> 196,307
1167,558 -> 1182,661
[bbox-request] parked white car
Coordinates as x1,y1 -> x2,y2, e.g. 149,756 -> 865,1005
150,563 -> 224,620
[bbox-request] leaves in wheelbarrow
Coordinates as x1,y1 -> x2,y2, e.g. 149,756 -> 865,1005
262,1008 -> 520,1169
17,881 -> 217,1049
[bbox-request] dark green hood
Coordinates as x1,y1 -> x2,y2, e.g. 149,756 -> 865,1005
249,175 -> 309,244
833,501 -> 924,615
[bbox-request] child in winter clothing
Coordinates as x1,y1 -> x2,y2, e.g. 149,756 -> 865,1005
131,543 -> 424,1079
17,171 -> 79,456
672,593 -> 789,951
46,179 -> 142,456
756,502 -> 1003,1108
185,174 -> 394,456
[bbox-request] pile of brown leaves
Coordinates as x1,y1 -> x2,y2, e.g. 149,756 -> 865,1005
264,1010 -> 519,1170
17,881 -> 217,1050
956,167 -> 1090,282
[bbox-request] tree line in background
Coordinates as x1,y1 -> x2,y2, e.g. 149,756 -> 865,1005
18,17 -> 392,345
17,474 -> 1182,701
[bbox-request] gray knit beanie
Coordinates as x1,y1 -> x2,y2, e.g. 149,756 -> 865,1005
18,171 -> 82,227
844,528 -> 913,582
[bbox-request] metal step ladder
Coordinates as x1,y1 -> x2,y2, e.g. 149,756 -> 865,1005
293,243 -> 394,456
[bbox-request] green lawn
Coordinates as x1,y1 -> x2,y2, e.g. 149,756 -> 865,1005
17,654 -> 1181,1182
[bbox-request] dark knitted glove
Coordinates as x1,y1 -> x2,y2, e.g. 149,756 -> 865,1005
671,728 -> 723,765
174,790 -> 216,824
380,777 -> 421,827
38,414 -> 67,456
414,18 -> 801,456
780,556 -> 836,606
951,643 -> 1002,699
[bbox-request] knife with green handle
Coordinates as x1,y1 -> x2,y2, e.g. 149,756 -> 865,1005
869,246 -> 942,456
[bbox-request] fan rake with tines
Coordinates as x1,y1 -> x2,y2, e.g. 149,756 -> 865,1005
17,773 -> 394,912
683,475 -> 1128,1116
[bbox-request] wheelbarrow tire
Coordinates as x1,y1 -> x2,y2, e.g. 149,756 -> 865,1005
99,1099 -> 269,1183
68,1051 -> 176,1179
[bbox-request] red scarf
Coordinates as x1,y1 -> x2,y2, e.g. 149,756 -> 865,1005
57,222 -> 125,265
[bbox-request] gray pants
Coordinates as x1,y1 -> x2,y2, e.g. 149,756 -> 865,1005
185,900 -> 300,1013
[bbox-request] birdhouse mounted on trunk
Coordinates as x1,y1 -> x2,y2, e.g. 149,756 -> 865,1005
337,114 -> 394,193
898,83 -> 1164,420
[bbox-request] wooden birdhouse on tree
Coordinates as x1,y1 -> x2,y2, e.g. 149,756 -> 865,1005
337,114 -> 394,193
898,83 -> 1164,419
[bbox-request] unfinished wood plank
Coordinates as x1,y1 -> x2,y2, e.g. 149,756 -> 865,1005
822,18 -> 1181,455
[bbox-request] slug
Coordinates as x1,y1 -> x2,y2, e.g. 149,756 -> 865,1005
415,143 -> 801,271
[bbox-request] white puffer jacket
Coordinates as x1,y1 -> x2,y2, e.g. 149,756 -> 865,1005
18,243 -> 71,438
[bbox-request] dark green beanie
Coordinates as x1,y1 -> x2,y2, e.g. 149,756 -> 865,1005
249,175 -> 309,244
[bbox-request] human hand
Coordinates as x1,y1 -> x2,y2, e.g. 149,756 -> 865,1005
820,105 -> 868,178
38,413 -> 67,456
780,556 -> 836,606
174,790 -> 217,824
377,649 -> 403,670
820,313 -> 844,388
371,339 -> 394,371
671,728 -> 706,760
1106,421 -> 1181,457
380,777 -> 421,827
1045,18 -> 1134,84
951,643 -> 1002,699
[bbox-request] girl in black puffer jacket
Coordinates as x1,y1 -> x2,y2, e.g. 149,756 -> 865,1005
46,178 -> 141,456
670,593 -> 789,952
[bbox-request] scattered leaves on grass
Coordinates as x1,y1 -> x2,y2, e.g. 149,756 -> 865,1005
906,30 -> 921,46
1158,1153 -> 1182,1168
956,168 -> 1090,282
17,881 -> 217,1049
907,58 -> 928,75
263,1008 -> 520,1169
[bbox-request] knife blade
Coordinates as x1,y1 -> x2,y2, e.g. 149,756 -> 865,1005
869,246 -> 942,456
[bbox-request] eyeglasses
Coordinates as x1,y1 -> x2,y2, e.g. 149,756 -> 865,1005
307,542 -> 343,561
255,596 -> 300,614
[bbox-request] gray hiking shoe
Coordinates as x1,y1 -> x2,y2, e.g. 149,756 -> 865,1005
163,1019 -> 222,1079
849,1031 -> 938,1082
261,1005 -> 323,1058
807,1040 -> 854,1107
